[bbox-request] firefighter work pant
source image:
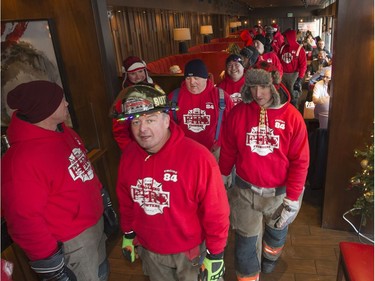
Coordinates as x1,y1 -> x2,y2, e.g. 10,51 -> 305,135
136,243 -> 205,281
63,217 -> 108,281
228,176 -> 303,279
282,72 -> 300,107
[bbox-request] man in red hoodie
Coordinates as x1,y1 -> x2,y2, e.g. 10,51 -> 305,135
168,59 -> 234,161
219,63 -> 309,281
2,81 -> 109,281
278,29 -> 307,107
116,84 -> 230,281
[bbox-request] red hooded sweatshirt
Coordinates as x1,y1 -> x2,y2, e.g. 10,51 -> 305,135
116,120 -> 230,255
219,86 -> 309,201
217,75 -> 245,106
168,79 -> 234,151
278,29 -> 307,79
1,113 -> 103,260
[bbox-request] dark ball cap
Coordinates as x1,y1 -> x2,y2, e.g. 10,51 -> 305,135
184,59 -> 209,79
7,80 -> 64,123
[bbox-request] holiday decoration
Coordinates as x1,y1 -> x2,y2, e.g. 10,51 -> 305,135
348,132 -> 374,226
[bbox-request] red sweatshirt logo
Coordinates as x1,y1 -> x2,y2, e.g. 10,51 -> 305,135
131,177 -> 170,215
183,108 -> 211,133
68,148 -> 94,182
281,52 -> 293,64
246,126 -> 280,156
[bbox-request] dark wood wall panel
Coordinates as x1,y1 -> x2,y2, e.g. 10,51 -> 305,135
1,0 -> 121,208
109,6 -> 230,75
322,0 -> 374,230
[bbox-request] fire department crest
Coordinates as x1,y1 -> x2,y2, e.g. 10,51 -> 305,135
246,126 -> 280,156
183,108 -> 210,133
131,177 -> 170,215
68,148 -> 94,182
281,52 -> 293,64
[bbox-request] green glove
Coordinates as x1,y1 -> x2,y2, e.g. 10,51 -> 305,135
122,231 -> 136,262
199,251 -> 225,281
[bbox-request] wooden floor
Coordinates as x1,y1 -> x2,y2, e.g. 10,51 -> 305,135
105,188 -> 364,281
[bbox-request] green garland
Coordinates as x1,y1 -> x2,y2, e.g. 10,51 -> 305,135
348,133 -> 374,226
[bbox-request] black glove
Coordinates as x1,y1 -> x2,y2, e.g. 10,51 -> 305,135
198,251 -> 225,281
293,77 -> 303,91
29,242 -> 76,281
101,187 -> 119,237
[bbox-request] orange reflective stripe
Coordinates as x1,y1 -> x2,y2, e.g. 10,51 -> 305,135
237,274 -> 259,281
263,242 -> 284,255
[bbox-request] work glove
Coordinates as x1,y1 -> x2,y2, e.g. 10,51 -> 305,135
29,242 -> 77,281
222,174 -> 232,189
122,231 -> 136,262
273,197 -> 300,229
293,77 -> 303,91
198,251 -> 225,281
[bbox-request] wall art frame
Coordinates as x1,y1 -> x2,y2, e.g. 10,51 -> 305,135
1,18 -> 78,128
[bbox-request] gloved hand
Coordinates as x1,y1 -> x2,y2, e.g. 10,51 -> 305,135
293,77 -> 303,91
198,251 -> 225,281
274,197 -> 300,229
122,231 -> 136,262
222,174 -> 232,189
29,242 -> 77,281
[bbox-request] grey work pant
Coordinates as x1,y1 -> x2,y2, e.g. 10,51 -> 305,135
228,183 -> 303,277
282,72 -> 300,107
137,244 -> 205,281
63,217 -> 108,281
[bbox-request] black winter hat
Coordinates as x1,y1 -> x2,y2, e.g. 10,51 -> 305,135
225,54 -> 244,67
254,34 -> 267,46
184,59 -> 209,79
239,46 -> 259,67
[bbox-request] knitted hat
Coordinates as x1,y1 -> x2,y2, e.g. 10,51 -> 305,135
122,56 -> 147,73
265,26 -> 276,34
254,34 -> 267,47
271,23 -> 279,31
7,80 -> 64,123
241,64 -> 281,106
184,59 -> 209,79
239,46 -> 259,67
226,54 -> 244,67
121,56 -> 153,88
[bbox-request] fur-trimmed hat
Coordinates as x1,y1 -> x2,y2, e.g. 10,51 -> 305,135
241,63 -> 281,106
254,61 -> 281,84
7,80 -> 64,123
184,59 -> 209,79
